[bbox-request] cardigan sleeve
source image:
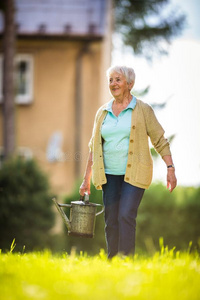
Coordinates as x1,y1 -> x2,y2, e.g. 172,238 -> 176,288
88,105 -> 107,152
88,118 -> 96,152
142,103 -> 171,157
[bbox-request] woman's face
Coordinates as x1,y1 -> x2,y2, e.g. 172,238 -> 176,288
108,71 -> 131,98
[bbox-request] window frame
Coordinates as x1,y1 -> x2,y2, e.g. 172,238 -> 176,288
0,53 -> 34,104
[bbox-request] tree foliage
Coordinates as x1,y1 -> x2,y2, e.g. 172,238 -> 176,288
136,183 -> 200,253
0,158 -> 55,252
114,0 -> 186,59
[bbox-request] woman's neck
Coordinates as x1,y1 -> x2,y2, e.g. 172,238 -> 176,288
112,93 -> 133,117
114,93 -> 132,106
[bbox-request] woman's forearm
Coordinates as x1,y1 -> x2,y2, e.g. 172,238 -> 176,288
162,155 -> 174,167
79,151 -> 93,195
83,151 -> 93,182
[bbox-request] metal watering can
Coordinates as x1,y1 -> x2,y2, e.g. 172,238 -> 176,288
52,193 -> 104,238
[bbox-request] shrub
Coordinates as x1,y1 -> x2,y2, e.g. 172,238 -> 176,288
0,157 -> 55,252
136,183 -> 200,252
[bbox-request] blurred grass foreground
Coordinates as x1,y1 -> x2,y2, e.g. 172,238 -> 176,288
0,246 -> 199,300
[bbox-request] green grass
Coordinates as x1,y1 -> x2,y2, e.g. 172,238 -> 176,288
0,247 -> 199,300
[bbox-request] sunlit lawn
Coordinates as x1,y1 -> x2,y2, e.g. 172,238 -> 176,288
0,246 -> 199,300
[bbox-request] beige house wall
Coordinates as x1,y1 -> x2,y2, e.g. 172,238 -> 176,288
0,36 -> 112,197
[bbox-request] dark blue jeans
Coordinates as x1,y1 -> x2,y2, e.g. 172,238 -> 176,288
102,174 -> 145,258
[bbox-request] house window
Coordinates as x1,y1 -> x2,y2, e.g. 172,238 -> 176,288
15,55 -> 34,104
0,54 -> 34,104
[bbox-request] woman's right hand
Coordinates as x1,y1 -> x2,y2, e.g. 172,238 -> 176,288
79,179 -> 91,196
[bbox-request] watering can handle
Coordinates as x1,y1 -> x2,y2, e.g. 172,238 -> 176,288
96,206 -> 104,216
80,195 -> 84,201
80,193 -> 89,203
58,203 -> 72,208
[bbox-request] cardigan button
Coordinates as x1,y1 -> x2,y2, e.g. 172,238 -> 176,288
130,139 -> 134,143
129,151 -> 133,155
127,164 -> 131,168
125,177 -> 129,181
132,125 -> 136,129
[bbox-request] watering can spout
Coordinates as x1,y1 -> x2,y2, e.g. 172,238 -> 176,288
52,197 -> 71,231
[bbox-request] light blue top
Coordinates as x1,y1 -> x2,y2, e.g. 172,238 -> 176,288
101,95 -> 136,175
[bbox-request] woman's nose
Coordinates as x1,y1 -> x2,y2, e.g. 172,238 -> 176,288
110,80 -> 116,86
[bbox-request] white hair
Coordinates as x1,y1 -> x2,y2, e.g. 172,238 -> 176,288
106,65 -> 136,85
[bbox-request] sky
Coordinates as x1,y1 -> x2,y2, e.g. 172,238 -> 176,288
112,0 -> 200,187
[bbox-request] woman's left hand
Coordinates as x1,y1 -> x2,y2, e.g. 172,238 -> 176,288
167,168 -> 177,192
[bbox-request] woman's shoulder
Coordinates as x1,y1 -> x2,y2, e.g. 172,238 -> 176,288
136,99 -> 154,112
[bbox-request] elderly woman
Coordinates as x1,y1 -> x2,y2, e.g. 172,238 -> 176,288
80,65 -> 177,258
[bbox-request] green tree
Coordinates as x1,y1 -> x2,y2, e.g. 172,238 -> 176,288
114,0 -> 186,59
136,183 -> 200,253
0,158 -> 55,252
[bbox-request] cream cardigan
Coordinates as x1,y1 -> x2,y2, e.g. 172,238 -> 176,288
89,99 -> 171,190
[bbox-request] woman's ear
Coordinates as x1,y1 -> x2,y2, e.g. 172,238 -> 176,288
129,81 -> 134,91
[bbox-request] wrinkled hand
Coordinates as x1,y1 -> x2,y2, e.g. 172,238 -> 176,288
167,169 -> 177,192
79,179 -> 91,196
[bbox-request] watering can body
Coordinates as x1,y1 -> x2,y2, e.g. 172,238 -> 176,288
52,193 -> 104,238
